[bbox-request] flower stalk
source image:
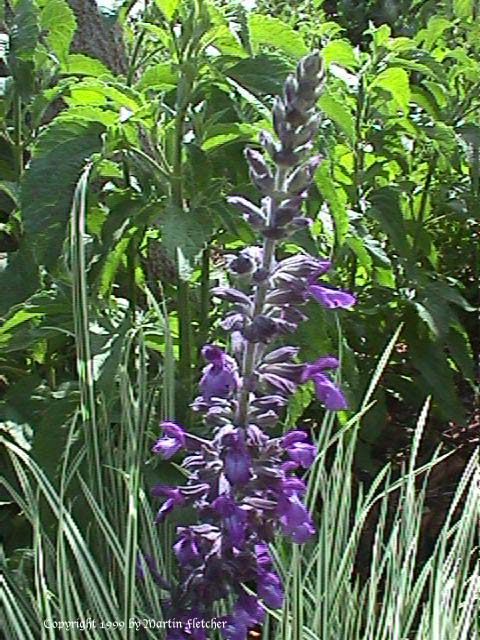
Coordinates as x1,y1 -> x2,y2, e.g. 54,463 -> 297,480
146,51 -> 356,640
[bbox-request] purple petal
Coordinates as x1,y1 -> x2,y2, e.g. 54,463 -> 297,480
220,616 -> 248,640
224,449 -> 251,486
312,374 -> 347,410
281,430 -> 308,448
286,442 -> 317,468
308,284 -> 356,309
301,355 -> 339,381
257,571 -> 284,609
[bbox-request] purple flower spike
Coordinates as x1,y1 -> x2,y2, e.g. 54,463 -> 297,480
200,345 -> 239,401
307,281 -> 356,309
152,422 -> 186,459
148,51 -> 355,628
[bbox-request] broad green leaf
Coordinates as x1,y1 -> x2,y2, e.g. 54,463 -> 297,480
201,122 -> 265,151
417,16 -> 451,50
248,14 -> 307,57
21,119 -> 105,268
0,245 -> 40,316
414,297 -> 451,338
154,0 -> 180,20
409,336 -> 465,422
322,40 -> 358,69
206,24 -> 247,57
314,162 -> 349,246
286,384 -> 313,428
40,0 -> 76,64
66,80 -> 141,112
318,92 -> 355,142
372,67 -> 410,113
368,187 -> 411,258
224,54 -> 293,96
62,54 -> 112,77
161,205 -> 214,268
10,0 -> 39,60
136,62 -> 177,91
453,0 -> 473,17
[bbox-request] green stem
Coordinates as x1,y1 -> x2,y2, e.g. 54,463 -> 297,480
13,93 -> 23,179
199,244 -> 211,348
126,28 -> 146,86
172,101 -> 193,420
412,152 -> 438,253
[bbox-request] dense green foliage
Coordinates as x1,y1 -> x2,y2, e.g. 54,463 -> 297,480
0,0 -> 478,637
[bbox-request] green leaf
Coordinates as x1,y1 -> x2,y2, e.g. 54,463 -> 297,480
40,0 -> 76,64
161,205 -> 214,269
322,40 -> 358,69
447,325 -> 475,381
154,0 -> 180,20
0,246 -> 40,317
10,0 -> 39,61
248,14 -> 307,57
224,54 -> 293,96
453,0 -> 473,17
136,62 -> 177,91
286,384 -> 313,428
372,67 -> 410,113
368,187 -> 411,258
21,119 -> 105,268
314,162 -> 349,246
414,297 -> 451,339
409,337 -> 465,422
62,54 -> 112,77
318,92 -> 355,142
201,122 -> 265,151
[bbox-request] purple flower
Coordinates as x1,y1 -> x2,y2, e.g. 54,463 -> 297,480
286,442 -> 317,468
302,356 -> 347,410
276,493 -> 315,543
212,495 -> 247,547
135,552 -> 170,589
220,616 -> 248,640
200,345 -> 239,400
173,528 -> 201,565
152,422 -> 186,458
235,593 -> 265,625
224,446 -> 251,486
150,485 -> 185,522
257,571 -> 284,608
147,51 -> 353,629
307,280 -> 356,309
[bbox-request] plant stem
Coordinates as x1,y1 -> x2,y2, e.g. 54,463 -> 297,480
172,101 -> 194,420
13,93 -> 23,179
199,244 -> 211,347
236,168 -> 287,427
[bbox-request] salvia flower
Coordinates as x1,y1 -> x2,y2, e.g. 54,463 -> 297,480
152,422 -> 185,458
148,51 -> 356,639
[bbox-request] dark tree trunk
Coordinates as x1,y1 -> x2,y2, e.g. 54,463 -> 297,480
68,0 -> 127,75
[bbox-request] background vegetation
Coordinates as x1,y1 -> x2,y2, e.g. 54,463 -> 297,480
0,0 -> 478,637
